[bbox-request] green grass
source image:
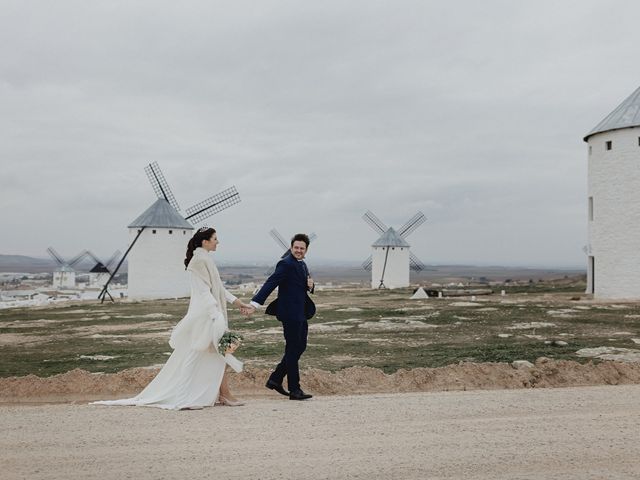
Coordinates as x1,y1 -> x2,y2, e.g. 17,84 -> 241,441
1,283 -> 640,377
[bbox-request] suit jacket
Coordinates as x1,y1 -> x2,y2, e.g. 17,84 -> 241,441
252,253 -> 314,322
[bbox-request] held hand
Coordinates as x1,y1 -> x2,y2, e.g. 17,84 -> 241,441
307,276 -> 314,290
240,304 -> 255,316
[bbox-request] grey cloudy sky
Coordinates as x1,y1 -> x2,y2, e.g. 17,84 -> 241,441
1,0 -> 639,267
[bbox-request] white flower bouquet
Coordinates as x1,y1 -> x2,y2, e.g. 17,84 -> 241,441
218,331 -> 243,355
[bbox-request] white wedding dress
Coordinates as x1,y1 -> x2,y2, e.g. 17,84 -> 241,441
92,249 -> 242,410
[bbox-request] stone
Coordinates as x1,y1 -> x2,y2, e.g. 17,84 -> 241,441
511,360 -> 535,369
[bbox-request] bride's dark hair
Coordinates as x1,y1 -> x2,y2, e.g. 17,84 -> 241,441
184,227 -> 216,269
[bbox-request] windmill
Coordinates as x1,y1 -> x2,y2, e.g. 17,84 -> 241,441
46,248 -> 88,289
85,250 -> 121,295
361,210 -> 426,289
99,161 -> 241,302
266,229 -> 317,273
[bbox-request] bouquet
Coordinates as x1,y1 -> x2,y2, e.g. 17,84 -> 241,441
218,331 -> 243,355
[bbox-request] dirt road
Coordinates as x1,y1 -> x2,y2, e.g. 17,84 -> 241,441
3,385 -> 640,479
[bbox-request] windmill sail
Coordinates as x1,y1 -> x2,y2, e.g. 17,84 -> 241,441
398,212 -> 426,238
362,255 -> 373,271
145,162 -> 181,212
86,250 -> 121,273
105,250 -> 121,270
363,210 -> 388,235
67,251 -> 88,268
46,247 -> 65,266
185,186 -> 241,224
269,229 -> 289,251
409,253 -> 425,271
47,248 -> 87,268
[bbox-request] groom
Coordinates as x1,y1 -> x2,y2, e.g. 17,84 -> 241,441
248,233 -> 315,400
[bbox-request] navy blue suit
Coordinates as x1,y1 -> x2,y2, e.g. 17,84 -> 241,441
252,252 -> 313,392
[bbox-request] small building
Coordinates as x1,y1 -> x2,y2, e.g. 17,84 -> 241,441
88,263 -> 110,288
127,199 -> 194,300
53,265 -> 76,289
584,85 -> 640,298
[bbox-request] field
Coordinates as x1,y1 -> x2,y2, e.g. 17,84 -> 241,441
2,281 -> 640,379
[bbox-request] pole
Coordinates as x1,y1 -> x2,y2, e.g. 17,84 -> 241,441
378,247 -> 390,289
99,227 -> 146,303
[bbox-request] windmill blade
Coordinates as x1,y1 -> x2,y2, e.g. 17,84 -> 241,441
269,229 -> 289,251
409,253 -> 425,272
145,162 -> 181,212
84,250 -> 102,265
362,255 -> 373,271
184,186 -> 241,224
309,232 -> 317,243
105,250 -> 122,269
398,212 -> 426,238
67,251 -> 89,268
362,210 -> 388,235
46,247 -> 65,266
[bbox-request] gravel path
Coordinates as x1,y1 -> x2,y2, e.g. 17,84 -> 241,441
3,385 -> 640,479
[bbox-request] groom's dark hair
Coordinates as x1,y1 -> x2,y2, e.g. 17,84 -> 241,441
291,233 -> 310,248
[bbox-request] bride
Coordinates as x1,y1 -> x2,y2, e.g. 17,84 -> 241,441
93,227 -> 251,410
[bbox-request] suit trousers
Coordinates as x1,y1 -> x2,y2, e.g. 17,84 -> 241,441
269,319 -> 308,392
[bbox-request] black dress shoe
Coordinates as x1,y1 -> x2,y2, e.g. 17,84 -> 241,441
289,390 -> 313,401
265,379 -> 289,397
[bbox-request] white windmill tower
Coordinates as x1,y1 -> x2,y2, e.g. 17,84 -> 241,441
362,210 -> 426,289
46,248 -> 87,289
584,85 -> 640,298
99,162 -> 241,302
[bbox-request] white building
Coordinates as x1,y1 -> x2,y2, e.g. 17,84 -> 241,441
371,227 -> 410,289
584,85 -> 640,299
88,263 -> 110,289
53,266 -> 76,289
127,199 -> 194,300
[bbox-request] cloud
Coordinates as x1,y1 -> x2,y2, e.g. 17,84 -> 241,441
1,0 -> 636,268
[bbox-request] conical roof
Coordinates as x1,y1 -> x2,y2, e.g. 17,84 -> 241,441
410,287 -> 429,299
128,199 -> 193,229
372,227 -> 410,248
90,262 -> 109,273
584,86 -> 640,141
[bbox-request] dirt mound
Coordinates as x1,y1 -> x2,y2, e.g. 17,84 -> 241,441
302,357 -> 640,393
3,358 -> 640,403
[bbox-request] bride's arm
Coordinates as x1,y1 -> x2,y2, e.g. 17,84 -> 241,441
190,270 -> 220,318
223,287 -> 253,312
